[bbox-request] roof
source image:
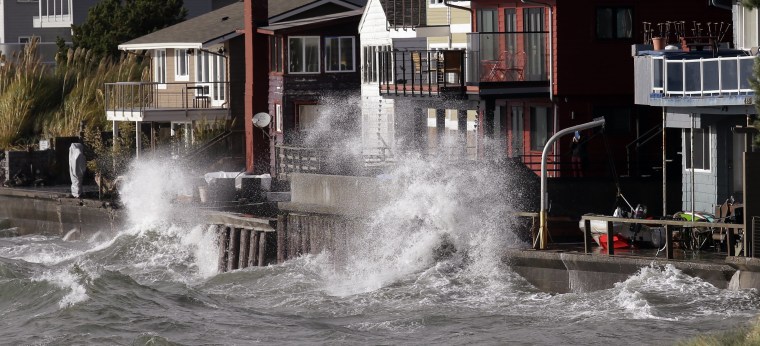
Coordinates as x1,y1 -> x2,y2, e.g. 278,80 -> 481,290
259,8 -> 364,33
269,0 -> 366,23
119,2 -> 244,50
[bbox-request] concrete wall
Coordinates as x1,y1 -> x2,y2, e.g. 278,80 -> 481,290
284,173 -> 397,215
0,188 -> 122,237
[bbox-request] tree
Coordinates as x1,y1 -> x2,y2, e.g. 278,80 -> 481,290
743,0 -> 760,8
70,0 -> 187,58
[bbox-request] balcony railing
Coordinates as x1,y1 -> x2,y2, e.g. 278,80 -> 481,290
466,32 -> 550,84
34,0 -> 73,28
275,145 -> 396,179
105,81 -> 229,113
378,49 -> 466,96
651,55 -> 755,97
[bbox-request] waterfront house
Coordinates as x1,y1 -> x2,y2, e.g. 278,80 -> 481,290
375,0 -> 729,182
259,8 -> 365,177
107,2 -> 245,158
0,0 -> 237,64
632,0 -> 756,218
359,0 -> 474,160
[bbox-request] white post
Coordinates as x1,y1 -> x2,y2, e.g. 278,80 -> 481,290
135,121 -> 141,159
538,117 -> 606,249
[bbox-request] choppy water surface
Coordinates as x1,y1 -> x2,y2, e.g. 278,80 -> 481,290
1,157 -> 758,345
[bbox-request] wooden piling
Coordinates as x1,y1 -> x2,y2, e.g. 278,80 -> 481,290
584,220 -> 592,254
277,213 -> 287,263
301,215 -> 310,255
250,231 -> 260,267
239,229 -> 250,269
217,225 -> 229,273
258,231 -> 268,266
227,227 -> 240,272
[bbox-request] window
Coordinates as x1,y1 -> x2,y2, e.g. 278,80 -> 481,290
289,36 -> 320,74
529,106 -> 552,151
155,49 -> 167,85
275,104 -> 283,133
175,49 -> 189,81
429,0 -> 444,6
195,50 -> 227,104
362,45 -> 389,83
477,9 -> 498,61
685,128 -> 711,171
18,36 -> 39,44
596,7 -> 632,39
511,106 -> 524,157
298,104 -> 320,130
325,36 -> 355,72
270,36 -> 283,72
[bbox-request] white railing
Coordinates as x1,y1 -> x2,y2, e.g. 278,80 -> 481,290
651,55 -> 755,97
34,0 -> 73,28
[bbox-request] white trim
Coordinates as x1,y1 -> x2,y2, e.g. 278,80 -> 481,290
450,23 -> 471,34
270,0 -> 360,23
684,127 -> 712,172
154,49 -> 167,89
174,48 -> 190,81
119,42 -> 202,51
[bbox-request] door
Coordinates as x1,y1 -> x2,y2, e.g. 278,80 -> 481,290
510,105 -> 524,158
196,51 -> 227,107
523,7 -> 546,81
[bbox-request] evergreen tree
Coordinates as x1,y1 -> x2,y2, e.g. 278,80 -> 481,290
743,0 -> 760,8
69,0 -> 187,58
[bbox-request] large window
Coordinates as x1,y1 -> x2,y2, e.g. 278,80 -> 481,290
154,49 -> 167,85
685,128 -> 711,171
289,36 -> 320,74
175,49 -> 189,81
530,106 -> 552,151
325,36 -> 355,72
195,50 -> 227,104
270,36 -> 283,72
298,104 -> 320,130
362,45 -> 389,83
596,7 -> 632,39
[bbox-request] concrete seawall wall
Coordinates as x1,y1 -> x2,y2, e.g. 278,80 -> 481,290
0,188 -> 121,238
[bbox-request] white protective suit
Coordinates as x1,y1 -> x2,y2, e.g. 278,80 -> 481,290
69,143 -> 86,198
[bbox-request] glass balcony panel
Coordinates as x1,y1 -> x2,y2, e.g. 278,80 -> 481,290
720,59 -> 738,91
702,60 -> 720,92
466,32 -> 549,83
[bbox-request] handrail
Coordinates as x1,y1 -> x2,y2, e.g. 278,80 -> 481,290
580,214 -> 745,259
105,81 -> 229,112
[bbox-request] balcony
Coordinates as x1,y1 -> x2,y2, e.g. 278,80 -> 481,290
378,49 -> 466,97
466,32 -> 550,92
33,0 -> 73,28
634,50 -> 756,108
105,82 -> 230,123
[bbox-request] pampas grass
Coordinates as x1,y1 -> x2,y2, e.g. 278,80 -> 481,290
0,41 -> 148,149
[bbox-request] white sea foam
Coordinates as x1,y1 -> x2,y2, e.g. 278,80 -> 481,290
33,267 -> 91,308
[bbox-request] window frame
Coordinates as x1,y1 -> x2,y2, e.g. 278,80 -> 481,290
270,36 -> 283,73
325,36 -> 355,73
595,6 -> 633,40
288,36 -> 321,74
154,49 -> 167,88
684,127 -> 711,172
529,105 -> 553,151
175,48 -> 190,81
275,103 -> 283,133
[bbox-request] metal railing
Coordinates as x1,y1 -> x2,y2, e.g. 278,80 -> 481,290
378,49 -> 466,96
466,32 -> 550,83
581,214 -> 746,259
34,0 -> 73,28
276,145 -> 397,179
651,55 -> 755,97
104,81 -> 229,113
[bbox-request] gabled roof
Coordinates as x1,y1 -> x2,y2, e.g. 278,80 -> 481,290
269,0 -> 367,23
258,8 -> 364,34
119,2 -> 244,51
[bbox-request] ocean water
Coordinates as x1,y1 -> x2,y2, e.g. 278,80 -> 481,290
1,157 -> 759,345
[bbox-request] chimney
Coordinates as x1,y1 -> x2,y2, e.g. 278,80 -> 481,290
244,0 -> 269,174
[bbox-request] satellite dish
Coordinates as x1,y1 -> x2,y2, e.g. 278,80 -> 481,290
252,112 -> 271,128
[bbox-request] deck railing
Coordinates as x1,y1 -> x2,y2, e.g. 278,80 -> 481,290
651,55 -> 755,97
104,81 -> 229,113
466,32 -> 550,84
378,49 -> 466,96
34,0 -> 73,28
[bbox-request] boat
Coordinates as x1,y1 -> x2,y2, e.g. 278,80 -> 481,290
579,207 -> 657,249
